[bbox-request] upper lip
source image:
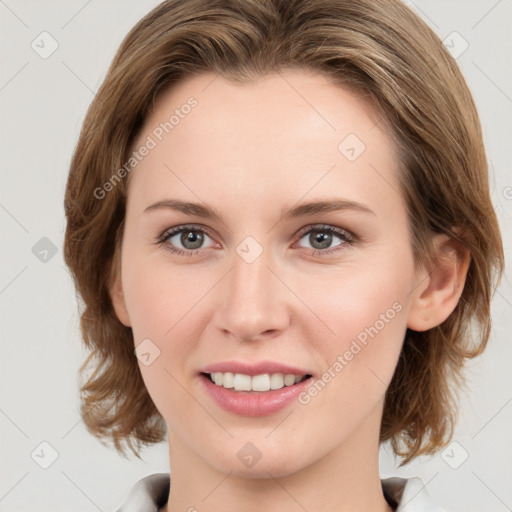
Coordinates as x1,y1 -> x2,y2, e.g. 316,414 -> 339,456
200,360 -> 312,377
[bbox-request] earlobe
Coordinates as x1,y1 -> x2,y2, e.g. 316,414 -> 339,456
407,233 -> 470,332
109,270 -> 132,327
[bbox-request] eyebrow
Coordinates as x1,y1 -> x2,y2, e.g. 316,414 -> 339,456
143,198 -> 375,222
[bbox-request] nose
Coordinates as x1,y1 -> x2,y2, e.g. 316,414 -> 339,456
213,242 -> 291,343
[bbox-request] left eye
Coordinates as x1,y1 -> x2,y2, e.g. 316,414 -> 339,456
295,225 -> 353,254
156,224 -> 353,256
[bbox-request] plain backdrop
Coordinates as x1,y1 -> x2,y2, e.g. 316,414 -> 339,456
1,1 -> 511,511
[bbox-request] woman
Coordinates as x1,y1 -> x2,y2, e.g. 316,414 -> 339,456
63,0 -> 504,510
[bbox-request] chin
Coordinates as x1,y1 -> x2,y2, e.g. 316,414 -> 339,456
200,438 -> 313,479
219,458 -> 307,480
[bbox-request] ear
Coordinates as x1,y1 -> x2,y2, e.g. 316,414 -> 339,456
407,232 -> 470,332
108,260 -> 131,327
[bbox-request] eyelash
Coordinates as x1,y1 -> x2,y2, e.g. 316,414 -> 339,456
155,223 -> 355,258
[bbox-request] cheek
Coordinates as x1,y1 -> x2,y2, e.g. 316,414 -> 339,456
123,257 -> 200,419
119,256 -> 193,418
302,256 -> 412,382
122,245 -> 203,343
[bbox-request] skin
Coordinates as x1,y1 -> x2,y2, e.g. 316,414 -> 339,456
110,69 -> 469,512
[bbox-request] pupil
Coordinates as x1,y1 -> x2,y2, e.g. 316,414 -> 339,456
182,231 -> 203,249
312,231 -> 331,249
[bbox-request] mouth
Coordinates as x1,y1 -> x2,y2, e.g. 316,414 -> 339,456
198,362 -> 315,416
200,372 -> 313,392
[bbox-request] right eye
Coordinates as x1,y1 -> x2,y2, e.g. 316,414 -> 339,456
156,224 -> 217,256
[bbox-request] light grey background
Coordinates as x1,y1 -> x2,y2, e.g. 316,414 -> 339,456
0,1 -> 511,511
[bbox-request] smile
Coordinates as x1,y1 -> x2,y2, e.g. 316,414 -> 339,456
203,372 -> 311,392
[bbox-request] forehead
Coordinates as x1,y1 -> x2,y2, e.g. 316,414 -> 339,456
126,69 -> 403,218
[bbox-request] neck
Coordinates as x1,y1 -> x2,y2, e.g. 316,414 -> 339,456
162,404 -> 393,512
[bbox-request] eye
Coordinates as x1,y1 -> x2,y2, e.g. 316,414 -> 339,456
295,224 -> 354,256
155,223 -> 355,257
155,224 -> 216,256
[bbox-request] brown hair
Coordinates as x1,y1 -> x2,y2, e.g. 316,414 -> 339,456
63,0 -> 504,464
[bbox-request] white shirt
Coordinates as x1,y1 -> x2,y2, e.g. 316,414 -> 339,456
114,473 -> 449,511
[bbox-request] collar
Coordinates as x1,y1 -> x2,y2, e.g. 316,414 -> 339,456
116,473 -> 448,512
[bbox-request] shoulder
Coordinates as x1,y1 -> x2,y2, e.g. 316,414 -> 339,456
114,473 -> 170,512
382,476 -> 450,512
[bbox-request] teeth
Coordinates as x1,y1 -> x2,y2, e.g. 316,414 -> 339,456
284,374 -> 296,386
222,372 -> 234,388
208,372 -> 307,392
252,374 -> 271,392
233,373 -> 251,391
270,373 -> 284,390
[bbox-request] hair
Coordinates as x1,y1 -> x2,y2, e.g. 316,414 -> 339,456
63,0 -> 504,465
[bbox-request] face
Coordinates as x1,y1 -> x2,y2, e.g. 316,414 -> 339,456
112,69 -> 427,478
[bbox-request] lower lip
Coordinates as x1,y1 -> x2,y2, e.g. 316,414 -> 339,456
200,374 -> 312,417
